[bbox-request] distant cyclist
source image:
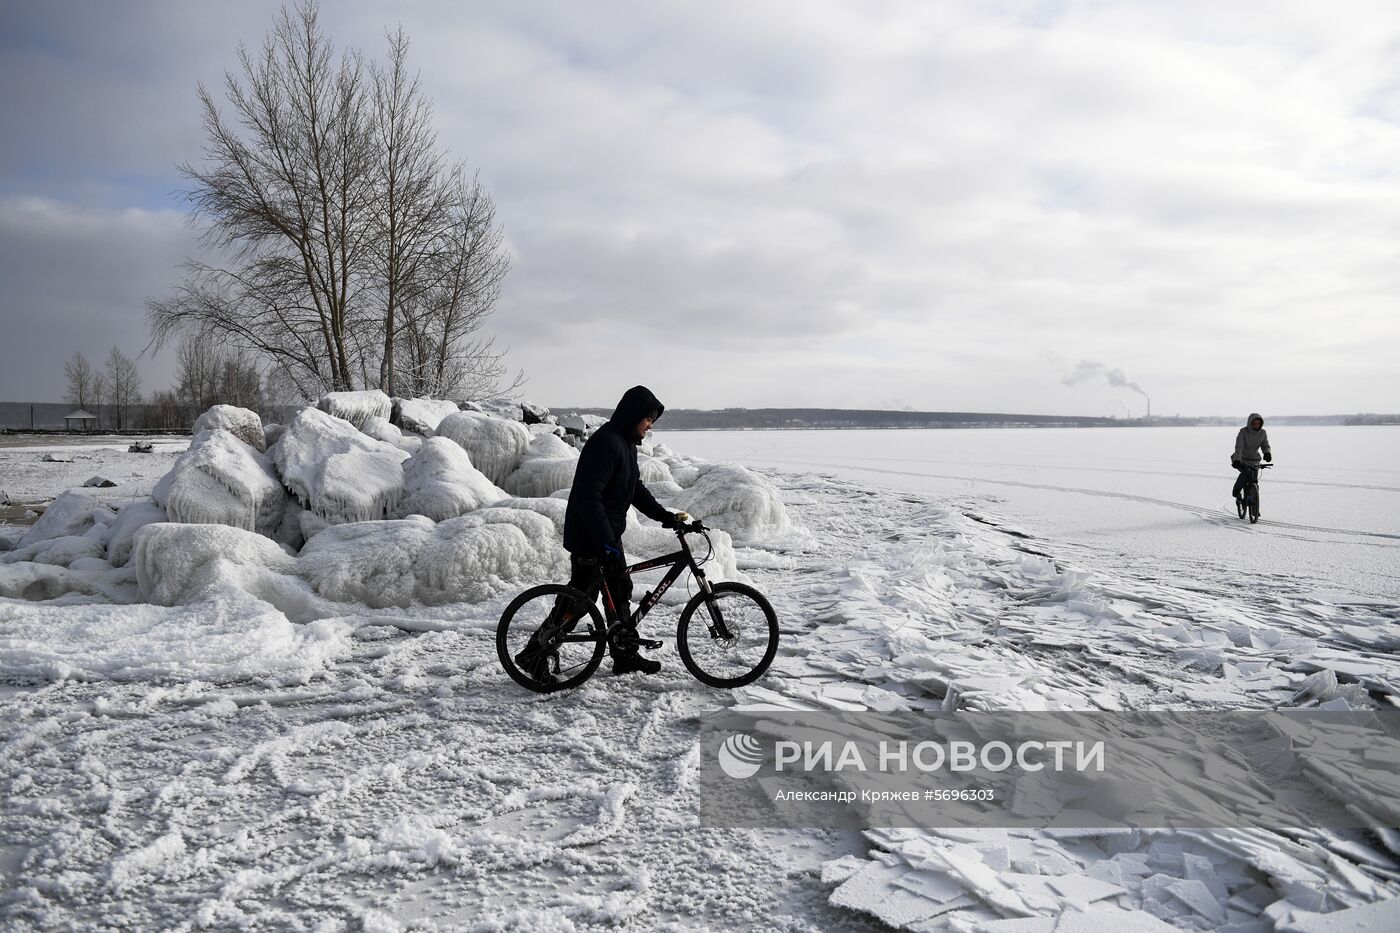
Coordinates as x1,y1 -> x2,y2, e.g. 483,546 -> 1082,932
1231,412 -> 1272,502
515,385 -> 684,681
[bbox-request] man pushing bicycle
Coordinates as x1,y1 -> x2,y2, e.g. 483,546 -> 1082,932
1231,412 -> 1273,503
515,385 -> 686,682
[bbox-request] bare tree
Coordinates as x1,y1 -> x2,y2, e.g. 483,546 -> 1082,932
147,2 -> 514,401
149,390 -> 185,430
63,351 -> 101,412
218,349 -> 264,410
175,333 -> 223,419
102,347 -> 145,429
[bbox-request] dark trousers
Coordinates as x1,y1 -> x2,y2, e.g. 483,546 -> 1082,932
559,550 -> 636,657
1232,463 -> 1259,498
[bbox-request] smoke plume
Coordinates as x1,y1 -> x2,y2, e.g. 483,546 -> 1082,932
1061,359 -> 1148,398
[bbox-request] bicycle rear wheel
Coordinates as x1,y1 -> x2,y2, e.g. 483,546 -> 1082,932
1248,486 -> 1260,524
677,582 -> 779,688
497,584 -> 607,693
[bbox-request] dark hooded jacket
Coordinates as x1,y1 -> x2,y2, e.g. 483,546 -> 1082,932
1233,412 -> 1271,466
563,386 -> 672,553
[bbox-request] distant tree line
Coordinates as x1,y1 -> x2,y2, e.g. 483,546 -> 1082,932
60,333 -> 294,431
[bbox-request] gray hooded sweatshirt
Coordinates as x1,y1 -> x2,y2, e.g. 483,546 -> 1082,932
1232,412 -> 1271,466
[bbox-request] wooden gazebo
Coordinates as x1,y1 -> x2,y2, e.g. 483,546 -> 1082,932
63,409 -> 99,431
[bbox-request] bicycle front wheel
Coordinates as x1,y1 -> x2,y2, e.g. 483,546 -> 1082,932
677,582 -> 779,688
497,584 -> 607,693
1248,487 -> 1260,524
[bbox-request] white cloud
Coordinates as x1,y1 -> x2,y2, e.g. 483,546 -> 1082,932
3,0 -> 1400,412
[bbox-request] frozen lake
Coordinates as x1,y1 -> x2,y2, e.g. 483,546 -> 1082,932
660,425 -> 1400,603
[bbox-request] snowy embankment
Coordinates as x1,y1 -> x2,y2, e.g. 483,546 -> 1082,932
2,401 -> 1399,930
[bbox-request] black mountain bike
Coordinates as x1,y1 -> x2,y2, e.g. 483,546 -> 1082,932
496,519 -> 779,693
1235,462 -> 1272,524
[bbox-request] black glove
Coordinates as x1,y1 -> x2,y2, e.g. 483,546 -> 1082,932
660,513 -> 680,530
1264,452 -> 1272,462
1231,460 -> 1241,470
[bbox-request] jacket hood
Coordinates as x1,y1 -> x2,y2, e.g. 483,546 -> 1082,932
609,385 -> 665,430
1246,412 -> 1264,427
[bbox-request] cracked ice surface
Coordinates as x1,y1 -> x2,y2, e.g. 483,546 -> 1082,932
3,429 -> 1400,929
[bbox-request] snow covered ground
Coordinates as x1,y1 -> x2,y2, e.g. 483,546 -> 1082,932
3,425 -> 1400,930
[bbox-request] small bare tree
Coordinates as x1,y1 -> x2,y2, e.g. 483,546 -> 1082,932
218,349 -> 264,410
149,390 -> 185,430
63,352 -> 101,412
175,333 -> 224,420
102,347 -> 145,429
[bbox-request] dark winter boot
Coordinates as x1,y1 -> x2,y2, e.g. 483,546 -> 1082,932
612,651 -> 661,676
514,634 -> 560,686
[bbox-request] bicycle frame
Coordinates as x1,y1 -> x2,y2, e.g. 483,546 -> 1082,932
547,531 -> 714,641
604,533 -> 712,626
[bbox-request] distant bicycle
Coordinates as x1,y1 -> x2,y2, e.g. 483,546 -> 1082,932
1235,462 -> 1272,524
497,518 -> 779,693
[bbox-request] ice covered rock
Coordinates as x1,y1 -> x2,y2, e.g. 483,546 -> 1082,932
131,522 -> 301,607
41,451 -> 73,463
271,407 -> 409,524
263,422 -> 285,448
435,411 -> 531,487
0,534 -> 105,568
520,400 -> 550,424
394,397 -> 460,435
501,432 -> 580,499
361,415 -> 405,446
559,413 -> 589,437
192,404 -> 266,451
654,446 -> 701,487
638,454 -> 675,486
153,429 -> 287,538
0,562 -> 102,602
17,490 -> 110,548
671,462 -> 791,543
397,437 -> 508,521
82,476 -> 117,488
417,506 -> 569,603
317,389 -> 392,428
299,516 -> 435,608
106,500 -> 168,568
298,504 -> 568,606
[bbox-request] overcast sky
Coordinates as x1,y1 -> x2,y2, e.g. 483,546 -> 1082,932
3,1 -> 1399,416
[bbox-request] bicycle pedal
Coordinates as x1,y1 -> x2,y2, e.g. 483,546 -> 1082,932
636,638 -> 663,650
